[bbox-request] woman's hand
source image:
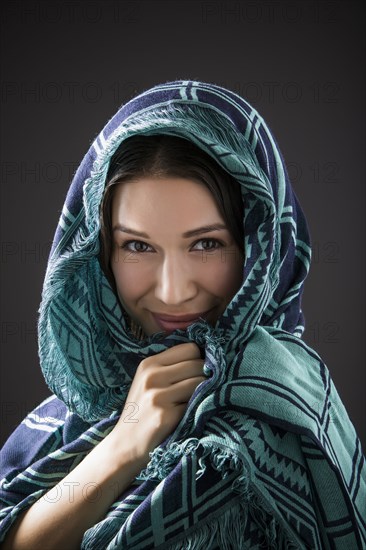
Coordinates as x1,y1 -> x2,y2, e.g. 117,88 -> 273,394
107,342 -> 205,464
2,343 -> 205,550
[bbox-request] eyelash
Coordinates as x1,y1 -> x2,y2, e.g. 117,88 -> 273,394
120,238 -> 224,253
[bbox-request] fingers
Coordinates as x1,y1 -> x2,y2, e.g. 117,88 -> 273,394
142,342 -> 202,368
113,344 -> 207,459
160,376 -> 206,405
149,359 -> 205,386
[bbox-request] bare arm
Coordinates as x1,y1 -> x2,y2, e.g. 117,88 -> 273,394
2,343 -> 204,550
2,433 -> 147,550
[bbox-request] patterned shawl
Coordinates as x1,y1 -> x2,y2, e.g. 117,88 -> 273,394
1,81 -> 365,548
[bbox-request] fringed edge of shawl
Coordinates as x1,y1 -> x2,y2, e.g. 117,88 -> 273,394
164,501 -> 299,550
81,439 -> 300,549
121,440 -> 299,549
83,501 -> 299,550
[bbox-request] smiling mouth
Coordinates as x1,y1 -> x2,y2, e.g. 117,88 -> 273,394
151,310 -> 213,331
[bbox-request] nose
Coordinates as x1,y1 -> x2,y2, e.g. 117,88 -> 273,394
154,253 -> 197,305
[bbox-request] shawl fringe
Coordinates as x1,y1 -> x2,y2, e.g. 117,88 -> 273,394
81,440 -> 299,549
165,502 -> 299,550
8,80 -> 360,549
135,440 -> 299,549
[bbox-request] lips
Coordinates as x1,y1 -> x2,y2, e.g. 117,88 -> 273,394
152,310 -> 212,332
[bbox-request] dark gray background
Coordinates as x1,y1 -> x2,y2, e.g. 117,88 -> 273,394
1,0 -> 365,448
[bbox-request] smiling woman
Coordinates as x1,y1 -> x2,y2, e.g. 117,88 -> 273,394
110,175 -> 243,336
0,81 -> 365,549
100,135 -> 244,338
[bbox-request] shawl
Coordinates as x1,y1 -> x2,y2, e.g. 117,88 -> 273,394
1,80 -> 365,549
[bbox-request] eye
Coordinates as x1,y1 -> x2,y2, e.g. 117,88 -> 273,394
121,240 -> 154,253
192,238 -> 223,251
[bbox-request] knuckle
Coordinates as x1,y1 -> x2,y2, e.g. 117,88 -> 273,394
143,372 -> 157,390
150,390 -> 163,408
139,357 -> 151,369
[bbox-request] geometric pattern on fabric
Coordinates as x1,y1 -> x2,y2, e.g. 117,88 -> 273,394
39,80 -> 313,422
1,328 -> 365,549
1,81 -> 365,548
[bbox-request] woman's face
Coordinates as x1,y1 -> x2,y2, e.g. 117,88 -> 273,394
110,176 -> 244,336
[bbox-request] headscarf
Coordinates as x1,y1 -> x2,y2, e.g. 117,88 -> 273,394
1,81 -> 365,549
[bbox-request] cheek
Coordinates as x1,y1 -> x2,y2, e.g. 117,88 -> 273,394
110,252 -> 152,301
199,250 -> 243,296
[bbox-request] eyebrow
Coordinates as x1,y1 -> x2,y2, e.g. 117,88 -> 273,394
112,223 -> 228,239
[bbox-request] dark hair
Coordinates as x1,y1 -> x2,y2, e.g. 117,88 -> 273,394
99,134 -> 244,287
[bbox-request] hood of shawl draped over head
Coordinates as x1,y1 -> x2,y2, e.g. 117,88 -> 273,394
38,80 -> 311,422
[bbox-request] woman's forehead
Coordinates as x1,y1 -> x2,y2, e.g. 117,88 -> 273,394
112,176 -> 224,218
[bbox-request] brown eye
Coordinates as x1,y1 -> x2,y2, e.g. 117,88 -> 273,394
121,240 -> 153,253
192,239 -> 223,251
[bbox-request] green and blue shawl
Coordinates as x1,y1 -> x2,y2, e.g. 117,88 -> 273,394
1,81 -> 365,548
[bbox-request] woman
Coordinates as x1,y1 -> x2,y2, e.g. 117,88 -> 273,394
0,81 -> 365,549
